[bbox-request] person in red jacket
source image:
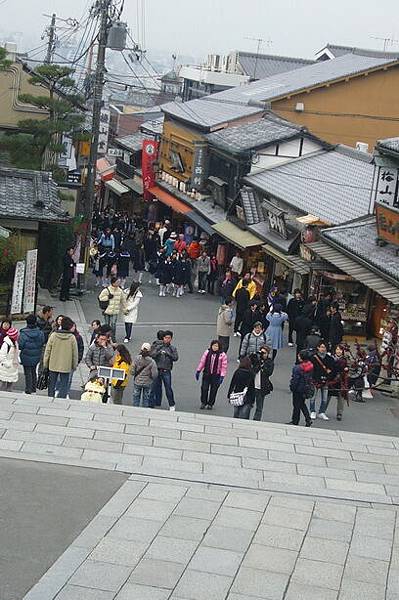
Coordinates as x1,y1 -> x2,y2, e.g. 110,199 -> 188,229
174,233 -> 187,255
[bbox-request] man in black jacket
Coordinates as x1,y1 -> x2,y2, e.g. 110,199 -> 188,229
234,281 -> 250,336
294,303 -> 315,352
287,289 -> 305,347
60,247 -> 75,302
328,302 -> 344,350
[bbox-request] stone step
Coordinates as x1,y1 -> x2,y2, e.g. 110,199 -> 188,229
0,391 -> 398,505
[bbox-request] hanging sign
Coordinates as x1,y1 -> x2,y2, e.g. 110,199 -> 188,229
23,249 -> 38,313
10,261 -> 25,315
142,139 -> 159,200
375,167 -> 399,211
376,204 -> 399,247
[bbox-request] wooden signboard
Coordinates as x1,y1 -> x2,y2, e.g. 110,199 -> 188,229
376,204 -> 399,247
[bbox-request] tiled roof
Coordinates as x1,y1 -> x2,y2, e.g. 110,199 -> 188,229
244,146 -> 375,225
377,137 -> 399,155
0,168 -> 67,222
237,51 -> 314,79
206,112 -> 305,155
162,54 -> 397,130
239,186 -> 264,225
115,132 -> 145,152
140,116 -> 164,135
322,216 -> 399,283
210,54 -> 397,106
318,44 -> 399,60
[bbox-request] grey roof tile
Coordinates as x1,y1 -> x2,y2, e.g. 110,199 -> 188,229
115,132 -> 146,152
377,137 -> 399,154
161,98 -> 262,130
237,52 -> 314,79
318,44 -> 399,59
322,217 -> 399,282
0,168 -> 67,222
206,112 -> 305,155
244,147 -> 375,225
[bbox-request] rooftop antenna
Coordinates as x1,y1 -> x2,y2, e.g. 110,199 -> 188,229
371,34 -> 399,52
244,36 -> 272,79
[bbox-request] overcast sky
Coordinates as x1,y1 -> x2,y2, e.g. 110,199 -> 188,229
1,0 -> 399,62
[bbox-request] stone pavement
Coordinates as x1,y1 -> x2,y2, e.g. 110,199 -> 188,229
0,390 -> 397,599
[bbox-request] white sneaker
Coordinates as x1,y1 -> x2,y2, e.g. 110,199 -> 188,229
66,394 -> 70,400
310,411 -> 316,420
169,406 -> 176,411
54,390 -> 59,398
159,290 -> 163,297
288,342 -> 294,347
124,337 -> 130,343
318,412 -> 329,420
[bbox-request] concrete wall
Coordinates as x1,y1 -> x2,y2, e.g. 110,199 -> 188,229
0,62 -> 49,129
271,63 -> 399,150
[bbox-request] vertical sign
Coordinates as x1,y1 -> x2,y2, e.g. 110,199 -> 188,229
10,260 -> 25,315
23,249 -> 38,313
375,167 -> 399,210
191,142 -> 208,191
97,108 -> 110,155
142,139 -> 159,200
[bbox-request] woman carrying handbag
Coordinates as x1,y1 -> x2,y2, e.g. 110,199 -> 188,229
228,356 -> 255,419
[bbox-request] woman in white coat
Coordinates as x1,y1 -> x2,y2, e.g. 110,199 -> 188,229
0,327 -> 20,391
123,281 -> 143,342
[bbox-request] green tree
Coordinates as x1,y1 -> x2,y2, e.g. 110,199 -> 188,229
0,47 -> 11,71
1,64 -> 86,178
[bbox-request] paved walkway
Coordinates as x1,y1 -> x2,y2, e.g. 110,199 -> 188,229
0,391 -> 398,599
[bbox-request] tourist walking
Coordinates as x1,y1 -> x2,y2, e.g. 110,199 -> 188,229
327,344 -> 348,421
98,276 -> 127,339
123,282 -> 143,342
90,319 -> 101,344
287,289 -> 305,347
252,345 -> 274,421
288,350 -> 313,426
19,315 -> 45,395
328,302 -> 344,350
266,304 -> 289,360
229,251 -> 243,279
240,321 -> 270,358
43,317 -> 78,399
197,251 -> 210,293
0,327 -> 20,391
216,297 -> 234,353
85,332 -> 115,374
233,280 -> 250,336
310,341 -> 335,420
132,343 -> 158,407
196,340 -> 227,410
219,269 -> 236,304
0,318 -> 12,346
59,247 -> 75,302
150,330 -> 178,410
36,306 -> 54,343
233,273 -> 257,300
111,345 -> 132,404
294,304 -> 314,352
228,356 -> 255,420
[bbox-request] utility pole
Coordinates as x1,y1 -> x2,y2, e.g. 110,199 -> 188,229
84,0 -> 112,261
44,13 -> 57,64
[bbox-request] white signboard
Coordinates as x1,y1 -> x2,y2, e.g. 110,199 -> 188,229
23,249 -> 38,313
108,148 -> 123,158
98,108 -> 110,155
76,262 -> 85,274
376,167 -> 399,210
10,261 -> 25,315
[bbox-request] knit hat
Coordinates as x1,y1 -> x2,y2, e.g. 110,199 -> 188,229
7,327 -> 19,341
141,342 -> 151,352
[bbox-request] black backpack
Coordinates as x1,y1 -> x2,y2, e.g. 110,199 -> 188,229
98,287 -> 114,311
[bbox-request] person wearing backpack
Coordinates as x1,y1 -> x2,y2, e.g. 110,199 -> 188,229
240,321 -> 271,358
98,276 -> 127,340
288,350 -> 314,427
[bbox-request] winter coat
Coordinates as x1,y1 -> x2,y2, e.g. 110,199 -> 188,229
85,341 -> 114,370
234,287 -> 250,314
252,356 -> 274,395
329,356 -> 348,397
174,239 -> 187,254
62,253 -> 75,280
112,355 -> 131,388
240,331 -> 271,358
0,327 -> 7,347
99,285 -> 127,316
217,304 -> 234,337
132,247 -> 145,272
123,289 -> 143,324
294,311 -> 314,348
157,259 -> 173,285
37,314 -> 53,343
287,297 -> 305,322
174,259 -> 190,285
229,255 -> 243,275
305,333 -> 322,353
164,237 -> 176,257
144,236 -> 158,261
19,325 -> 45,366
266,311 -> 288,350
208,257 -> 218,280
197,350 -> 228,377
75,332 -> 84,364
0,337 -> 19,383
290,360 -> 314,395
228,367 -> 255,405
329,312 -> 344,347
311,352 -> 335,386
133,354 -> 158,387
240,307 -> 262,337
117,252 -> 130,278
219,277 -> 236,300
81,380 -> 106,403
233,279 -> 257,300
197,255 -> 211,273
150,341 -> 178,371
187,241 -> 201,260
43,331 -> 78,373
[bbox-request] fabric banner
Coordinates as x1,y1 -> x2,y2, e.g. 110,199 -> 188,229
23,249 -> 38,313
10,260 -> 25,315
142,139 -> 159,201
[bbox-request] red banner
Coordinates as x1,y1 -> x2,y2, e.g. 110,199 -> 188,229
142,139 -> 159,201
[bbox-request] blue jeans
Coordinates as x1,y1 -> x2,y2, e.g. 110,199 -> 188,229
55,369 -> 74,396
150,370 -> 175,407
48,371 -> 70,399
310,386 -> 328,414
104,313 -> 118,339
132,384 -> 151,407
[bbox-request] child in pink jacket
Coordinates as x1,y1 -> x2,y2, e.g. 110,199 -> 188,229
196,339 -> 228,410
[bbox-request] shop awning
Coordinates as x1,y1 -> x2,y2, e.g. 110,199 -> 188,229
309,241 -> 399,304
105,179 -> 130,196
187,211 -> 215,235
124,178 -> 144,195
263,244 -> 310,275
148,186 -> 191,214
213,221 -> 263,249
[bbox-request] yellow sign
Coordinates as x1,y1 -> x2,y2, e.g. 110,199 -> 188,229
376,205 -> 399,247
79,141 -> 91,157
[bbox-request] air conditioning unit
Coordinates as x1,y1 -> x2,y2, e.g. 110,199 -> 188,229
356,141 -> 369,153
211,54 -> 221,71
295,102 -> 305,112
